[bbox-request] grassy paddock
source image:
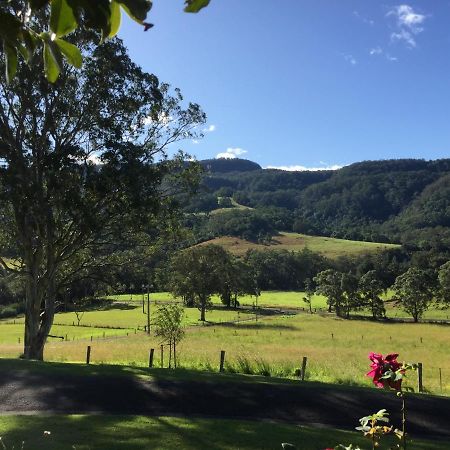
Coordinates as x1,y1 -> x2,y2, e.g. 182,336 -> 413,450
1,305 -> 256,332
0,415 -> 447,450
106,290 -> 450,320
1,312 -> 448,395
198,231 -> 400,258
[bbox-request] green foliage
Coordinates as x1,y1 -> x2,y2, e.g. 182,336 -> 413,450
169,245 -> 229,320
392,268 -> 436,322
188,158 -> 450,250
358,271 -> 385,319
0,34 -> 205,359
437,260 -> 450,305
153,304 -> 185,368
0,0 -> 210,82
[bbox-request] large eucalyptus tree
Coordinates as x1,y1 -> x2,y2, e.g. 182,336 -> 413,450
0,36 -> 205,359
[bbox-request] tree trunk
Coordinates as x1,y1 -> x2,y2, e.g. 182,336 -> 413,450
23,277 -> 55,360
200,306 -> 206,321
173,340 -> 177,368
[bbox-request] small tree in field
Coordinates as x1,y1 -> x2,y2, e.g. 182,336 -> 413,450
153,304 -> 185,368
302,278 -> 314,314
392,268 -> 435,322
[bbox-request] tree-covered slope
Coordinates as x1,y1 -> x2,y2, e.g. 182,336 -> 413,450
185,158 -> 450,248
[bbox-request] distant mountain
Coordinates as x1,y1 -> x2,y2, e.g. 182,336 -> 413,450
184,158 -> 450,249
199,158 -> 262,173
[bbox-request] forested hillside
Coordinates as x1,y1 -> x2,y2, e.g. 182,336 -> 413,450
184,158 -> 450,249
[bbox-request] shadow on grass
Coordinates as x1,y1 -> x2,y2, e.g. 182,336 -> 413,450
0,414 -> 448,450
346,315 -> 450,327
1,359 -> 450,442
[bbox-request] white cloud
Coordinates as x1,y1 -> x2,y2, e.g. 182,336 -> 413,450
343,54 -> 357,65
203,124 -> 216,133
216,147 -> 247,159
369,46 -> 383,56
353,11 -> 374,26
387,5 -> 427,48
391,29 -> 417,47
265,164 -> 343,172
192,139 -> 200,144
394,5 -> 426,28
386,54 -> 399,62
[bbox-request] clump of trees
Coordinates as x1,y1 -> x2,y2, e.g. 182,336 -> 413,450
168,244 -> 254,321
314,262 -> 450,322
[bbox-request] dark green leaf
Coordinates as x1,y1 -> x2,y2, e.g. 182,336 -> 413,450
184,0 -> 210,13
55,38 -> 83,68
118,0 -> 152,23
3,42 -> 18,84
50,0 -> 78,37
29,0 -> 49,10
0,11 -> 22,41
22,30 -> 39,61
44,41 -> 61,83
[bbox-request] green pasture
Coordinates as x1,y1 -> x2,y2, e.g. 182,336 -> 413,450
0,322 -> 128,345
201,231 -> 400,259
1,414 -> 447,450
1,309 -> 449,395
2,305 -> 255,331
107,290 -> 450,320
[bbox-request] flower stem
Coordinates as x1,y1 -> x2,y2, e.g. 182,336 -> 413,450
401,394 -> 407,450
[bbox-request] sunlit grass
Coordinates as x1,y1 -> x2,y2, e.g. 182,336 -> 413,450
1,311 -> 448,395
199,232 -> 399,258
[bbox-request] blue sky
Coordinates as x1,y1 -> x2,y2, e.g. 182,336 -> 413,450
119,1 -> 450,170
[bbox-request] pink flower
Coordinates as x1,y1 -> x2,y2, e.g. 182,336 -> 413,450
367,352 -> 403,391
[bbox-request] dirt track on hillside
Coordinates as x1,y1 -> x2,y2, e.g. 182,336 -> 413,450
0,369 -> 449,441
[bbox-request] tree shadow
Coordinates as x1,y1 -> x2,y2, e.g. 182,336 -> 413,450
0,359 -> 450,442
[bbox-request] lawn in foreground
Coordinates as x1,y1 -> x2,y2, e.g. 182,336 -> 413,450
0,415 -> 447,450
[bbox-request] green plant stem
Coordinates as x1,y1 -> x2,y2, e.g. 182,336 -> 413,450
401,394 -> 407,450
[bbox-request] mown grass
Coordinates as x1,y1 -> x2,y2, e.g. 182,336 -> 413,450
108,290 -> 450,320
199,231 -> 400,258
0,414 -> 447,450
1,305 -> 255,332
1,311 -> 448,395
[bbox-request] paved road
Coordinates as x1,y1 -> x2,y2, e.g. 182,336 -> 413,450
1,370 -> 449,440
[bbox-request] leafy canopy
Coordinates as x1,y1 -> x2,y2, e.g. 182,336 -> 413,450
0,0 -> 210,82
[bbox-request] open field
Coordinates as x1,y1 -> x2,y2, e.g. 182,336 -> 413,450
108,290 -> 450,320
210,197 -> 254,215
1,308 -> 449,395
198,231 -> 400,258
1,306 -> 256,333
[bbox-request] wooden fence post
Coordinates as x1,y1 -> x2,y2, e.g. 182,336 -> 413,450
219,350 -> 226,372
301,356 -> 308,381
86,346 -> 91,364
149,348 -> 154,368
160,344 -> 164,368
417,362 -> 423,393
